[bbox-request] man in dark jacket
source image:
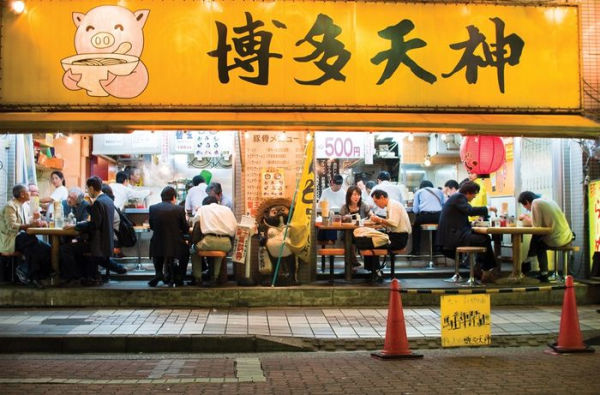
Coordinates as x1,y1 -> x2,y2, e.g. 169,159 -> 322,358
436,181 -> 498,274
65,176 -> 115,285
148,186 -> 189,287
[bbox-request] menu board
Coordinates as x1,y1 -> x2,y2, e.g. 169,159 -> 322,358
260,168 -> 285,199
244,132 -> 306,216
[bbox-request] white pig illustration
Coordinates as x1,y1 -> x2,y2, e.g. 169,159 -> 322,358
62,5 -> 149,98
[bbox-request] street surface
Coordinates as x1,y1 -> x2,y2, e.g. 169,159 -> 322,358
1,347 -> 599,394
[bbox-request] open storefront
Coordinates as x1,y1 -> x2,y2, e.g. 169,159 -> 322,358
1,1 -> 600,284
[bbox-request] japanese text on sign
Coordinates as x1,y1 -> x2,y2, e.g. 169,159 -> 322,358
440,294 -> 491,347
1,1 -> 581,109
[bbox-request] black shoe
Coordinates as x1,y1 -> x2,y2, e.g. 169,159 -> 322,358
148,277 -> 163,287
538,274 -> 549,283
521,261 -> 532,274
114,265 -> 127,274
31,279 -> 44,289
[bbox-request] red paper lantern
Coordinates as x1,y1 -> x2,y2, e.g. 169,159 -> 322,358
460,136 -> 506,177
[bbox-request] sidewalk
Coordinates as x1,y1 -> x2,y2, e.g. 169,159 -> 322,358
1,305 -> 599,353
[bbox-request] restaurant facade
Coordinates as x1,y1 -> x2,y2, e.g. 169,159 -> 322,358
1,0 -> 599,283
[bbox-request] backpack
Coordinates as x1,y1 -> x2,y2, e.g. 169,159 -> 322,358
115,208 -> 137,247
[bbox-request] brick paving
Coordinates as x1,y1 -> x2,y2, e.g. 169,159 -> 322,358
1,305 -> 599,339
0,348 -> 599,394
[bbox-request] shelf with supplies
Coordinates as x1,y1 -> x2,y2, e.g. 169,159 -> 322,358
36,156 -> 64,170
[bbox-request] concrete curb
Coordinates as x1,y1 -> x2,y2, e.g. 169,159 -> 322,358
1,283 -> 595,307
1,330 -> 598,353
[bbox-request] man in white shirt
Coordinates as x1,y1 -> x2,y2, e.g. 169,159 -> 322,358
518,191 -> 574,282
190,196 -> 237,285
185,175 -> 208,215
370,190 -> 411,249
371,171 -> 404,205
110,171 -> 151,210
317,174 -> 346,213
360,189 -> 411,282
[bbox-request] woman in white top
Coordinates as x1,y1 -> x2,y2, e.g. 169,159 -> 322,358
40,171 -> 69,213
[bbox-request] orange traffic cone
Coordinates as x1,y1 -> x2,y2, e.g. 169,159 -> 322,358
372,279 -> 423,359
549,275 -> 594,353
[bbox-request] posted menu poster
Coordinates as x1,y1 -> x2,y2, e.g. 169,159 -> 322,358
441,294 -> 491,347
589,180 -> 600,270
244,132 -> 306,216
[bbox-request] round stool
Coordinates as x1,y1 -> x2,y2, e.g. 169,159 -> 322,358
420,224 -> 438,269
548,245 -> 580,282
455,246 -> 486,286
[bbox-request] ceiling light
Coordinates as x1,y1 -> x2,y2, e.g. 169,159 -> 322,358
407,133 -> 414,142
67,136 -> 73,144
11,1 -> 25,14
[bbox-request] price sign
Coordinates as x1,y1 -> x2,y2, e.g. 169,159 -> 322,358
315,132 -> 365,159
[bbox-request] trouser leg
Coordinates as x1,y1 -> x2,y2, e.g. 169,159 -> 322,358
191,254 -> 204,281
152,256 -> 165,279
177,250 -> 190,283
529,235 -> 549,273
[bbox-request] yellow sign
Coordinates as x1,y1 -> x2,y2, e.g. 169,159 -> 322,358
589,180 -> 600,270
0,1 -> 580,110
287,138 -> 314,262
441,294 -> 491,347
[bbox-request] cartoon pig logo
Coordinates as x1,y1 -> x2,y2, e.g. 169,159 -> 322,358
61,5 -> 149,98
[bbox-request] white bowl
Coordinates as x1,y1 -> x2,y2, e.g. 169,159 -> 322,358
61,53 -> 139,96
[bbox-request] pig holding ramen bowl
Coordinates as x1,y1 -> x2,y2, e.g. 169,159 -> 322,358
61,5 -> 149,98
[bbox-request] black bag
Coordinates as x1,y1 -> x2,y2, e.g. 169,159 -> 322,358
115,208 -> 137,247
355,237 -> 376,250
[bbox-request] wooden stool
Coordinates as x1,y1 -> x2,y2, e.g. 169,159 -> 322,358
360,249 -> 406,279
420,224 -> 438,269
548,245 -> 580,282
318,240 -> 335,273
197,250 -> 228,283
456,246 -> 486,286
1,251 -> 22,283
317,248 -> 345,284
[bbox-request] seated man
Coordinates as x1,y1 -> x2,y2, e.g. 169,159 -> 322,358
191,196 -> 237,286
62,187 -> 90,222
364,190 -> 411,282
64,177 -> 115,286
0,184 -> 50,288
518,191 -> 574,282
410,180 -> 444,255
148,186 -> 189,287
436,181 -> 498,280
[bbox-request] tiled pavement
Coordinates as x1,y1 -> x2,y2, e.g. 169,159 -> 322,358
1,305 -> 599,339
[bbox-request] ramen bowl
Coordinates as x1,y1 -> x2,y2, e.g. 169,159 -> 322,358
61,53 -> 139,96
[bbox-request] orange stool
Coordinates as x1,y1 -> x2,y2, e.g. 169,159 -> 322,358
317,248 -> 345,284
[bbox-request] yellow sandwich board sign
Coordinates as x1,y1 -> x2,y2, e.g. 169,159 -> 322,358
441,294 -> 491,347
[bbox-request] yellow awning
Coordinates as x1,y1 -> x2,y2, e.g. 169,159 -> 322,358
0,112 -> 598,138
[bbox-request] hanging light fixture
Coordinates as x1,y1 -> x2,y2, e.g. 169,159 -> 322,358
423,155 -> 431,167
459,135 -> 505,177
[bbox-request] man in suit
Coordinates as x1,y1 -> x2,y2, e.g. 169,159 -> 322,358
148,186 -> 189,287
0,184 -> 50,288
436,181 -> 498,276
65,176 -> 115,286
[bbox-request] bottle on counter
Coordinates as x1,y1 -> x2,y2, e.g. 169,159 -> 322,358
67,212 -> 75,226
54,201 -> 64,228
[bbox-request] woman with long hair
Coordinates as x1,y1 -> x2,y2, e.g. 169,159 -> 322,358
340,186 -> 372,269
